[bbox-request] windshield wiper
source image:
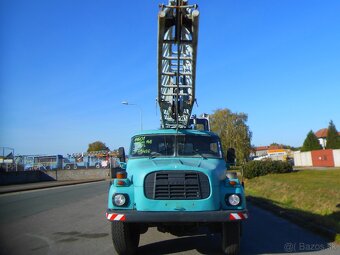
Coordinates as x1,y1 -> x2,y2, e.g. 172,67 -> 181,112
149,152 -> 162,159
194,149 -> 207,159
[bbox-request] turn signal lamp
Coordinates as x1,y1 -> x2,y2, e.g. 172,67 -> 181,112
117,180 -> 125,186
115,171 -> 128,186
116,171 -> 127,179
229,181 -> 237,186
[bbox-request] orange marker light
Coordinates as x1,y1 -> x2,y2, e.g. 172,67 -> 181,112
116,171 -> 127,179
229,181 -> 237,186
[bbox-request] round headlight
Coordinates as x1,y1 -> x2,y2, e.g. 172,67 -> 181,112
113,194 -> 126,206
228,194 -> 241,206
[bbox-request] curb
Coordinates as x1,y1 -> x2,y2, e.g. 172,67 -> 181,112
247,196 -> 339,243
0,179 -> 107,194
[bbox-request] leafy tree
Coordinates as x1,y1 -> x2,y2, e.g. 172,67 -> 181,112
87,141 -> 110,152
326,120 -> 340,149
270,142 -> 300,151
210,108 -> 252,164
301,130 -> 322,152
269,142 -> 282,148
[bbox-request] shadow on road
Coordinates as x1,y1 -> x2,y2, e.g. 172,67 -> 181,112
138,203 -> 336,255
138,233 -> 223,255
242,203 -> 336,254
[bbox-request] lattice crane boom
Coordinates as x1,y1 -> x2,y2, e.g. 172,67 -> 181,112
158,0 -> 199,129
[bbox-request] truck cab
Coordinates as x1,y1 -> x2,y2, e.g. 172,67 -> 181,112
106,129 -> 247,255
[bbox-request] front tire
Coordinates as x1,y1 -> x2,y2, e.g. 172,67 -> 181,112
221,222 -> 241,255
111,222 -> 140,255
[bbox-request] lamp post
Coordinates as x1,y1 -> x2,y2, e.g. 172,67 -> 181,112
121,101 -> 143,130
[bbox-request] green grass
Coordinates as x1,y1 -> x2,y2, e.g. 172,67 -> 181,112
245,169 -> 340,243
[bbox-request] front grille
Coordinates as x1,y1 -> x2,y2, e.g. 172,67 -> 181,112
144,171 -> 210,200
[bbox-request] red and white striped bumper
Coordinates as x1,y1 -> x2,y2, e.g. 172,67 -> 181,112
229,212 -> 248,220
106,210 -> 248,222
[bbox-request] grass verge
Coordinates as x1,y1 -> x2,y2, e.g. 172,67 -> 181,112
245,169 -> 340,243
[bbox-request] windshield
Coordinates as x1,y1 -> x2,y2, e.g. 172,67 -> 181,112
130,134 -> 222,158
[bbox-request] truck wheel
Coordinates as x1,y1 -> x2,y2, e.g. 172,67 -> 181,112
65,165 -> 71,170
111,222 -> 140,255
73,164 -> 78,170
221,222 -> 241,255
95,163 -> 100,169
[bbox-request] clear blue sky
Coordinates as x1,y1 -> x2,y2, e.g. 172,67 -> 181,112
1,0 -> 340,155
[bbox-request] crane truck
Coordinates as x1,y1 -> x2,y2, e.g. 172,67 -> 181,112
106,1 -> 248,254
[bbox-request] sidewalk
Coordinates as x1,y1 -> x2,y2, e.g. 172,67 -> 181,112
294,166 -> 340,171
0,179 -> 107,194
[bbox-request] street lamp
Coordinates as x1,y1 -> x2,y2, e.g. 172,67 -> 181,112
121,101 -> 143,130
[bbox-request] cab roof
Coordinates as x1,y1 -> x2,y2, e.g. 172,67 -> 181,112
132,129 -> 219,138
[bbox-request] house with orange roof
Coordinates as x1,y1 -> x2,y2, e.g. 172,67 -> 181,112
315,128 -> 340,149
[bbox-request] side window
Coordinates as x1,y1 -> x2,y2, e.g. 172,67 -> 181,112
210,143 -> 218,153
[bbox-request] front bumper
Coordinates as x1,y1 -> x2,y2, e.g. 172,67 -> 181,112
106,209 -> 248,222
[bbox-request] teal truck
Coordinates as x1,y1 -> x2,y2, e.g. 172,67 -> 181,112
106,130 -> 247,255
106,1 -> 247,254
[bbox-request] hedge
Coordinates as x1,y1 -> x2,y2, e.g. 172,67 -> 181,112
243,160 -> 293,179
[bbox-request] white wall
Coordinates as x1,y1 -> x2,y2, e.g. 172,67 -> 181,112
294,151 -> 312,167
333,149 -> 340,167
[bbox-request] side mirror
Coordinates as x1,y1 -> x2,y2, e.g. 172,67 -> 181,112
226,148 -> 236,165
118,147 -> 126,163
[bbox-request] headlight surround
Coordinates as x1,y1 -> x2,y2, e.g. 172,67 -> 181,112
113,193 -> 128,207
227,194 -> 241,206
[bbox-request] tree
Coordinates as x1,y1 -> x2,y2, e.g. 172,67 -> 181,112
326,120 -> 340,149
210,108 -> 252,164
270,142 -> 300,151
87,141 -> 110,152
301,130 -> 322,152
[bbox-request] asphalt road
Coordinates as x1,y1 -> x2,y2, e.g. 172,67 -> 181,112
0,181 -> 338,255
